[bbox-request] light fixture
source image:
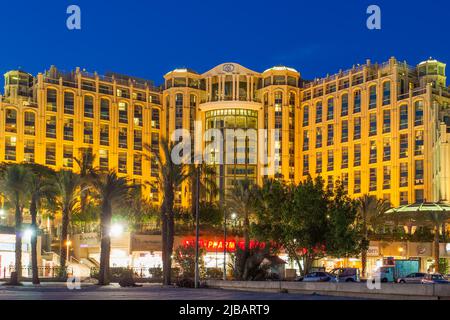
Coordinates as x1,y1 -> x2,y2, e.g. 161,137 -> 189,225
110,223 -> 124,237
231,213 -> 237,220
23,228 -> 33,241
0,209 -> 5,216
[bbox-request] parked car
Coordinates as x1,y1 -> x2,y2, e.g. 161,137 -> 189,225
397,272 -> 427,284
329,268 -> 360,282
299,271 -> 332,282
421,273 -> 450,284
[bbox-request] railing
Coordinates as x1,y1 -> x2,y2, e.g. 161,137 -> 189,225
0,266 -> 72,279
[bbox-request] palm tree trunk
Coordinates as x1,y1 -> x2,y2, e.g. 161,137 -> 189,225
30,197 -> 40,284
166,211 -> 175,284
434,225 -> 440,273
12,203 -> 22,285
161,212 -> 168,285
59,207 -> 69,277
98,202 -> 112,285
361,247 -> 367,278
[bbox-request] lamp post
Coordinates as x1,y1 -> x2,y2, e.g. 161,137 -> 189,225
66,236 -> 72,263
223,209 -> 227,281
194,165 -> 200,288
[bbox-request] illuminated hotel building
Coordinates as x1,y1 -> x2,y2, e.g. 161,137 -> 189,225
1,57 -> 450,207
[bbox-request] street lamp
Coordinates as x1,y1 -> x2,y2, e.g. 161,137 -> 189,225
224,212 -> 237,281
110,223 -> 124,237
65,238 -> 72,262
194,165 -> 200,288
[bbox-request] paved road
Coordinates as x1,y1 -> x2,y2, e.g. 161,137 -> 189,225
0,282 -> 358,300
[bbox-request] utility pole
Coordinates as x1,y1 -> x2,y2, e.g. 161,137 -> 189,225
194,165 -> 200,288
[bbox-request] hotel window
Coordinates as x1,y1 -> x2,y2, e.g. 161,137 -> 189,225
84,121 -> 93,144
5,136 -> 16,160
63,118 -> 74,141
24,111 -> 35,135
400,191 -> 408,205
97,124 -> 108,146
47,88 -> 57,112
382,81 -> 391,105
327,175 -> 333,191
45,142 -> 56,166
399,105 -> 408,130
24,139 -> 34,163
341,93 -> 348,116
118,152 -> 127,173
341,146 -> 348,169
302,154 -> 309,176
383,109 -> 391,133
327,98 -> 334,120
152,108 -> 160,129
353,117 -> 361,140
175,93 -> 183,129
119,101 -> 128,123
151,132 -> 159,153
399,134 -> 408,158
151,158 -> 159,177
119,127 -> 128,148
354,170 -> 361,194
134,105 -> 143,127
46,115 -> 57,138
353,90 -> 361,113
134,130 -> 142,151
327,124 -> 334,146
383,137 -> 391,161
414,130 -> 424,156
415,160 -> 424,185
99,149 -> 109,171
84,95 -> 94,118
303,130 -> 309,151
369,113 -> 377,136
415,189 -> 424,203
369,86 -> 377,109
341,120 -> 348,142
5,109 -> 17,133
414,101 -> 423,126
315,127 -> 323,148
315,102 -> 322,123
100,98 -> 110,120
133,154 -> 142,176
369,140 -> 377,164
354,144 -> 361,167
63,145 -> 73,168
190,95 -> 197,133
275,92 -> 283,129
303,105 -> 309,126
369,168 -> 377,191
400,162 -> 408,187
342,172 -> 349,192
383,166 -> 391,189
64,92 -> 74,115
316,152 -> 322,174
327,150 -> 334,171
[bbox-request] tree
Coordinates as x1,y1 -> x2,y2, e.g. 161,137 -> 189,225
25,163 -> 57,284
0,164 -> 31,285
356,194 -> 391,278
91,170 -> 132,285
326,182 -> 361,260
189,162 -> 218,219
54,170 -> 81,274
226,178 -> 257,279
144,139 -> 189,285
125,185 -> 158,233
74,147 -> 96,214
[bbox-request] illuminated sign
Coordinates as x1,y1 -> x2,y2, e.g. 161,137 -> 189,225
183,239 -> 266,252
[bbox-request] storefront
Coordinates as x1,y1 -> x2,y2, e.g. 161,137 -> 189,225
0,232 -> 36,278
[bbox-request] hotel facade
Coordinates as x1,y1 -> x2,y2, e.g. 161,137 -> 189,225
0,57 -> 450,208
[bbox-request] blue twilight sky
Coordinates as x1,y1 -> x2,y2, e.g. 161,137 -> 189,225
0,0 -> 449,86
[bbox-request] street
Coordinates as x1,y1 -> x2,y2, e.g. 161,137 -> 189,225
0,282 -> 360,300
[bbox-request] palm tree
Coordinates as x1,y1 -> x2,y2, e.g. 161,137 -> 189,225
74,147 -> 96,214
356,194 -> 391,278
144,139 -> 189,285
0,164 -> 31,285
226,178 -> 256,279
25,163 -> 57,284
90,170 -> 132,285
54,170 -> 81,275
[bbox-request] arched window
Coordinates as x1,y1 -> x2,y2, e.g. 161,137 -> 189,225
134,105 -> 143,126
84,95 -> 94,118
341,93 -> 348,116
5,108 -> 17,133
315,101 -> 322,123
303,105 -> 309,126
327,98 -> 334,120
369,85 -> 377,109
119,101 -> 128,123
100,98 -> 110,120
383,81 -> 391,105
47,88 -> 57,112
353,90 -> 361,113
175,93 -> 183,129
64,91 -> 74,114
